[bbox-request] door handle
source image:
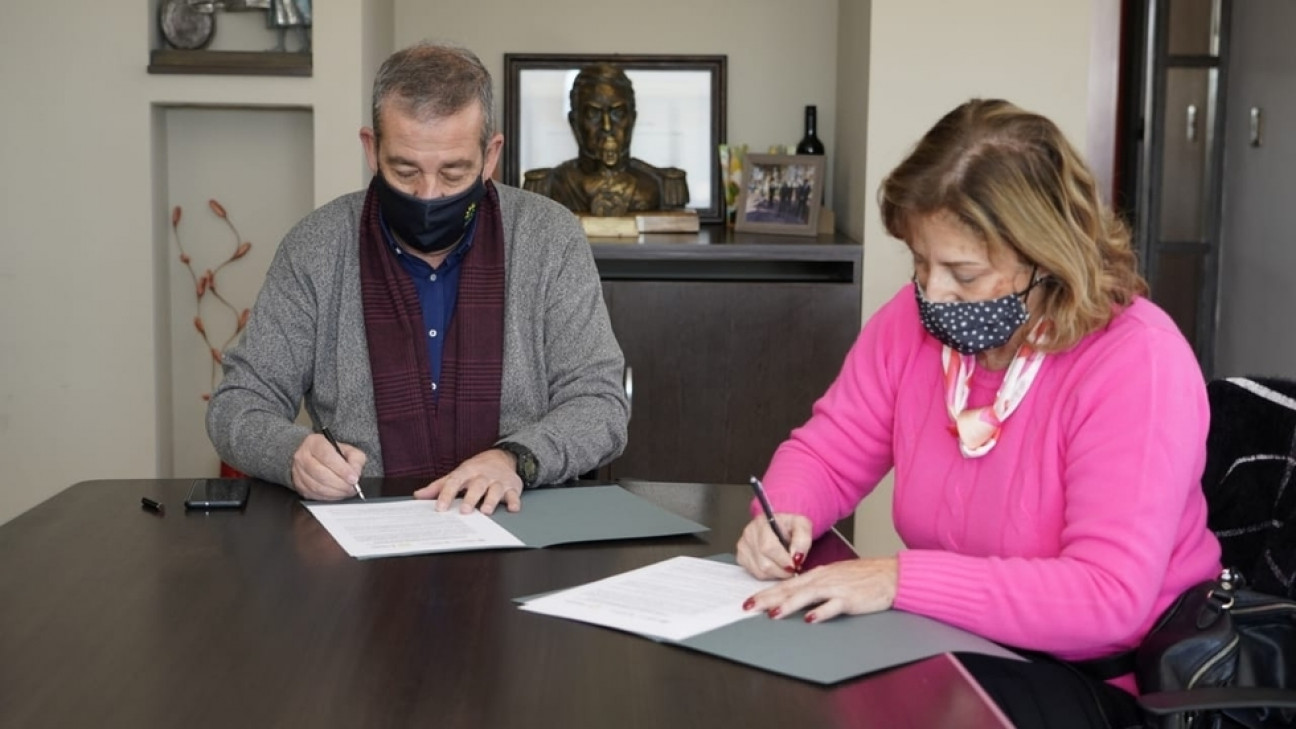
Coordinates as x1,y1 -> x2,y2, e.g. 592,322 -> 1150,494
1250,107 -> 1263,147
1187,104 -> 1199,143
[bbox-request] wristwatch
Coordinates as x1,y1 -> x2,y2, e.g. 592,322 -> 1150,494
497,441 -> 540,489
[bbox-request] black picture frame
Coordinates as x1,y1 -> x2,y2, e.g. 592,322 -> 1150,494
503,53 -> 727,224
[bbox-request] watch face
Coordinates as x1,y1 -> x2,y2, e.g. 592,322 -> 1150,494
518,452 -> 539,485
502,444 -> 538,486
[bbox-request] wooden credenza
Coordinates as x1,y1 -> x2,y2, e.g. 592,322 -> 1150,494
592,227 -> 862,484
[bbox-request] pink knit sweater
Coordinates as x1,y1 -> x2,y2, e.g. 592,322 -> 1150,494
761,284 -> 1221,691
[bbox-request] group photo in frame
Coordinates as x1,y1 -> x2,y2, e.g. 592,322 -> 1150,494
502,53 -> 727,224
735,154 -> 826,237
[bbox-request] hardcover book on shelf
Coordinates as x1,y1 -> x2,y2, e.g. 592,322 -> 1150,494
580,210 -> 701,238
580,216 -> 639,238
636,210 -> 700,233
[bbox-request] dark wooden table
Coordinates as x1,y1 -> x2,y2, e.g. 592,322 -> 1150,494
0,479 -> 1009,729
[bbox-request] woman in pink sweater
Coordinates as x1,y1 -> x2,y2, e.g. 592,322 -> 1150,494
738,99 -> 1221,728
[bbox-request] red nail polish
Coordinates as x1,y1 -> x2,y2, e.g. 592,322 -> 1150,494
767,607 -> 781,618
793,552 -> 805,566
805,613 -> 816,623
742,598 -> 755,611
784,565 -> 797,573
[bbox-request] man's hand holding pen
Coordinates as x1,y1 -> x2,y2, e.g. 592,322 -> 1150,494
291,431 -> 367,501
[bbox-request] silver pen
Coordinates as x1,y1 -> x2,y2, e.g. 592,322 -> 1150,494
321,426 -> 365,500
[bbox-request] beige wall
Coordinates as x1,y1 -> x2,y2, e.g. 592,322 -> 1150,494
852,0 -> 1097,555
1,5 -> 159,525
0,0 -> 839,525
834,0 -> 872,240
0,0 -> 1099,528
0,1 -> 392,525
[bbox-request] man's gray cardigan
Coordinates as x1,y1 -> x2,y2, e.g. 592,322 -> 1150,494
206,183 -> 629,487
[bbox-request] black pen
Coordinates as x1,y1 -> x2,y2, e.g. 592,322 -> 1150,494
748,476 -> 792,553
321,427 -> 366,500
140,497 -> 164,515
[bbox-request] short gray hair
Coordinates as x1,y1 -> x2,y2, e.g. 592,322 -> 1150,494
370,41 -> 495,152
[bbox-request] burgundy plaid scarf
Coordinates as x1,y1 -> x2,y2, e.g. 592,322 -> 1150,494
357,179 -> 505,479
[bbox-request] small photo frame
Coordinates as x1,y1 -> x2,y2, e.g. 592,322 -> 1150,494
734,154 -> 825,237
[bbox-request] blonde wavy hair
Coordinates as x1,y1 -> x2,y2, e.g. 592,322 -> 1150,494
879,99 -> 1146,353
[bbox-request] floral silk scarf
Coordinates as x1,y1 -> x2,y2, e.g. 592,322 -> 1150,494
940,325 -> 1047,458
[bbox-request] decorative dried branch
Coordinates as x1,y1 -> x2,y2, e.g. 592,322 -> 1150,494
171,199 -> 253,401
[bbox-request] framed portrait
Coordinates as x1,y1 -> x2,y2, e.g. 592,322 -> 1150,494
502,53 -> 727,224
734,154 -> 826,237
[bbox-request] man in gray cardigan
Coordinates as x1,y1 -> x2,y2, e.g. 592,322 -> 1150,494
207,42 -> 628,514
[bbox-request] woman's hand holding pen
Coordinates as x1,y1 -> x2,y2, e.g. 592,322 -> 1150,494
736,513 -> 814,579
291,433 -> 366,500
742,556 -> 899,624
737,510 -> 898,624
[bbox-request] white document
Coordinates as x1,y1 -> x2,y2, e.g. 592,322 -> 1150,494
520,556 -> 768,642
305,499 -> 524,558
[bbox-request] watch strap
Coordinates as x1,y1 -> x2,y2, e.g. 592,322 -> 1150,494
497,441 -> 539,489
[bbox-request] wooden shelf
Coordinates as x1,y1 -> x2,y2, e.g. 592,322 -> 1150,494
590,225 -> 861,282
148,49 -> 311,77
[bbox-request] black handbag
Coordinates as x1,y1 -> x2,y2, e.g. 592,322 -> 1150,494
1136,570 -> 1296,728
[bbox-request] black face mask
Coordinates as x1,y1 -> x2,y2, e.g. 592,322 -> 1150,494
914,267 -> 1045,355
374,171 -> 485,254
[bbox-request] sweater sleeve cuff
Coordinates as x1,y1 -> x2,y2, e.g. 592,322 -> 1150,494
263,424 -> 312,488
892,549 -> 992,622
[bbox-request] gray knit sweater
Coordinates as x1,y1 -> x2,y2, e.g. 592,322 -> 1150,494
206,183 -> 629,487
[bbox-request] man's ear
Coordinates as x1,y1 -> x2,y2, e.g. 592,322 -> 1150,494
360,126 -> 379,175
482,133 -> 505,182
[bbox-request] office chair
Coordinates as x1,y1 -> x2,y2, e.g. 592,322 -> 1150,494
1140,376 -> 1296,726
1201,377 -> 1296,597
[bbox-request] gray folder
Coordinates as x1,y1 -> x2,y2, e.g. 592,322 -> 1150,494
490,484 -> 708,547
518,546 -> 1021,685
676,598 -> 1022,684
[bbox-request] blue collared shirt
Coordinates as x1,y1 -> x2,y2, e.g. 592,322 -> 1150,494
378,214 -> 477,394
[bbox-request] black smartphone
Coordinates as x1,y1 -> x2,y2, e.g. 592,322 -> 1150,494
184,478 -> 252,511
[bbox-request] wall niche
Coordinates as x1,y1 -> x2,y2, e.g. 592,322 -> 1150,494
156,105 -> 314,477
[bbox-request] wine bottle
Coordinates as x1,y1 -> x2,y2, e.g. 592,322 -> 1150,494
796,105 -> 825,155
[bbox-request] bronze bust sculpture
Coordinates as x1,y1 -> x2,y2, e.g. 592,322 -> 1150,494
524,63 -> 689,217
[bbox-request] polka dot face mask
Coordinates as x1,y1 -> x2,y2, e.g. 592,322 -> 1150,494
914,272 -> 1043,355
